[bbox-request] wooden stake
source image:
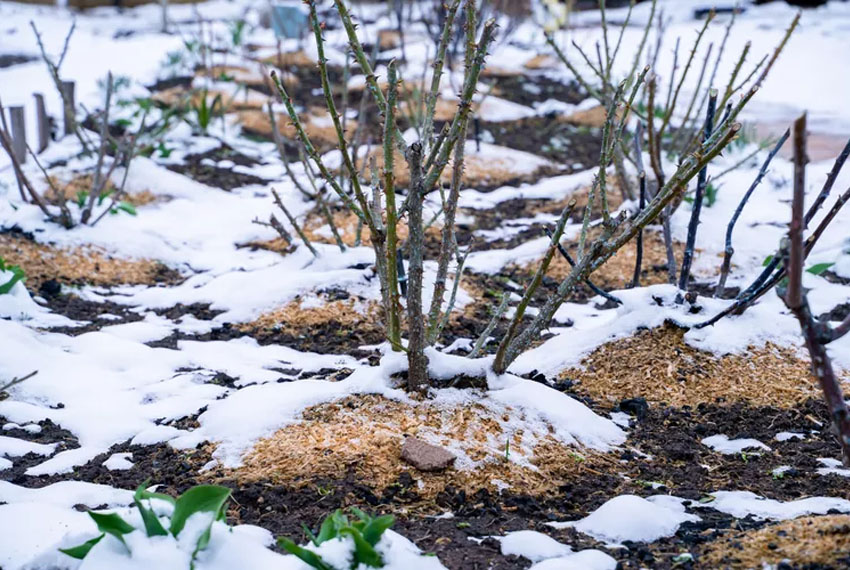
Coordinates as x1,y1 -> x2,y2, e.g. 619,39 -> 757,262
60,81 -> 75,136
34,93 -> 49,152
9,106 -> 26,164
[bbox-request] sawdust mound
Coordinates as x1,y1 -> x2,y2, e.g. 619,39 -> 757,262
362,146 -> 549,189
301,207 -> 442,249
238,297 -> 383,338
237,109 -> 357,148
700,515 -> 850,569
257,50 -> 316,68
539,225 -> 680,291
233,394 -> 612,502
45,174 -> 162,207
0,233 -> 177,291
562,324 -> 821,408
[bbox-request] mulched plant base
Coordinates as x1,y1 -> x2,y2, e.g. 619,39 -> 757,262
5,379 -> 848,569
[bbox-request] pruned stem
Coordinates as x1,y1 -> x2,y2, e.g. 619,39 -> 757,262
678,89 -> 717,292
715,128 -> 789,297
271,188 -> 318,257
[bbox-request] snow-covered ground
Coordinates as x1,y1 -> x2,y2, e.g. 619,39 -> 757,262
1,0 -> 850,568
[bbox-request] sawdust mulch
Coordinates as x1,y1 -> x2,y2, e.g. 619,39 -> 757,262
537,225 -> 681,291
562,324 -> 822,408
237,109 -> 357,147
0,233 -> 178,291
45,174 -> 164,207
237,297 -> 383,338
230,394 -> 615,504
361,146 -> 551,190
301,207 -> 443,249
700,515 -> 850,569
257,50 -> 316,69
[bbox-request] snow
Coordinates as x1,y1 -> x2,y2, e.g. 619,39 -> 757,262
181,349 -> 625,467
103,452 -> 134,471
0,481 -> 446,570
528,550 -> 617,570
775,431 -> 806,442
497,531 -> 572,562
817,458 -> 850,478
0,435 -> 57,458
550,495 -> 700,544
495,531 -> 615,570
701,491 -> 850,520
0,0 -> 849,567
701,435 -> 771,455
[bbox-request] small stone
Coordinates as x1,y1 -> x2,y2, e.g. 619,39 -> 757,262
401,437 -> 456,472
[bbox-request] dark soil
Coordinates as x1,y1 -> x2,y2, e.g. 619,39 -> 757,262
490,73 -> 585,107
0,54 -> 36,68
4,369 -> 848,570
167,144 -> 269,190
481,116 -> 603,167
39,293 -> 145,335
147,75 -> 194,92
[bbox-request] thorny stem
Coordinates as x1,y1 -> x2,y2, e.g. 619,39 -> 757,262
494,122 -> 742,373
470,292 -> 510,358
270,70 -> 366,223
630,123 -> 646,289
715,128 -> 789,298
547,227 -> 622,305
0,370 -> 37,394
271,188 -> 318,257
333,0 -> 407,155
493,200 -> 577,373
779,114 -> 850,466
699,130 -> 850,325
422,0 -> 462,152
421,18 -> 497,195
307,0 -> 374,231
658,12 -> 714,140
384,61 -> 403,351
678,89 -> 717,292
81,71 -> 114,225
267,102 -> 315,200
405,143 -> 428,391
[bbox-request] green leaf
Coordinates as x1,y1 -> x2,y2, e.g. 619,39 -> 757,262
340,527 -> 383,568
116,201 -> 137,216
315,510 -> 344,544
278,537 -> 334,570
133,483 -> 168,537
361,514 -> 394,547
137,486 -> 177,506
59,534 -> 105,559
301,523 -> 320,547
806,262 -> 834,275
349,507 -> 370,522
0,264 -> 26,295
762,255 -> 774,267
88,511 -> 135,549
169,485 -> 231,537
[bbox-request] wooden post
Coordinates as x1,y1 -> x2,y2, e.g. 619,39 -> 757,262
9,106 -> 26,164
60,80 -> 75,136
34,93 -> 49,152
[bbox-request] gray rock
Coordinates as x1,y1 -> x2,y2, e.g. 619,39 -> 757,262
401,437 -> 456,472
